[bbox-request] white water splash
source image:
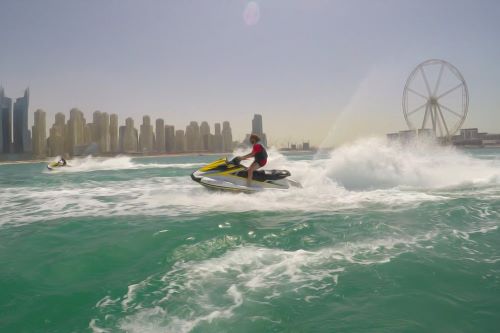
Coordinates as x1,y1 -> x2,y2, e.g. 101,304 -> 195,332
314,138 -> 500,190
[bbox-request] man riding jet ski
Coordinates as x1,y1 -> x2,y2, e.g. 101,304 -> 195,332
191,136 -> 301,193
47,157 -> 68,170
235,134 -> 268,186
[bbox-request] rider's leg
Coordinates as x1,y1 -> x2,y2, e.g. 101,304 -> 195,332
247,161 -> 260,186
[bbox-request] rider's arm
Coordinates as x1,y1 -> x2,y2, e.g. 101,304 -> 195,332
240,152 -> 255,160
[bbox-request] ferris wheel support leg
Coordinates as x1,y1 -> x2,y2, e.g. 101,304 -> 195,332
436,104 -> 450,137
421,104 -> 430,130
430,104 -> 437,134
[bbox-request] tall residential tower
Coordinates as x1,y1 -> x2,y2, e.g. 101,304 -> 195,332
251,114 -> 267,146
13,89 -> 31,153
0,87 -> 12,153
32,109 -> 47,158
110,114 -> 118,153
222,121 -> 233,152
139,116 -> 154,153
155,118 -> 166,152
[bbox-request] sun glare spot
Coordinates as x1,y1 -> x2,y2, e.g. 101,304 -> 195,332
243,2 -> 260,26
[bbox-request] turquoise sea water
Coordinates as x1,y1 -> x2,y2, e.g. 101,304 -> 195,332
1,138 -> 499,333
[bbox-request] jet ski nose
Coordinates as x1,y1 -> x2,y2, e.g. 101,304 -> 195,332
190,172 -> 201,183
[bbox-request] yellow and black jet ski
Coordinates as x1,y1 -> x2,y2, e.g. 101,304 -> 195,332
47,158 -> 68,171
191,158 -> 301,193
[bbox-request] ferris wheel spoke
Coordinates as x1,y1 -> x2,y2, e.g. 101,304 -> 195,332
407,87 -> 428,100
438,103 -> 463,118
437,83 -> 463,100
433,63 -> 445,96
420,67 -> 433,97
436,104 -> 450,136
407,102 -> 427,116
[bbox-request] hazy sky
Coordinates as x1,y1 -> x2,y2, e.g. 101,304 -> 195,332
1,0 -> 499,146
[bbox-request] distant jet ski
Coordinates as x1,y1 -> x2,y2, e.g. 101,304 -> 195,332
191,158 -> 301,193
47,158 -> 68,171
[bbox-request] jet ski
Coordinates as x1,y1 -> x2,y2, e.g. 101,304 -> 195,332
191,157 -> 301,193
47,158 -> 68,171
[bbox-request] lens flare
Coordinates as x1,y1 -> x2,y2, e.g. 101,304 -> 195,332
243,2 -> 260,26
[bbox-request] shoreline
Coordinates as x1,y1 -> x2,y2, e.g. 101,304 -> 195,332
0,151 -> 230,165
1,144 -> 498,165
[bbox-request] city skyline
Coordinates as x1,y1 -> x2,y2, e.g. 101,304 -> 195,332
1,1 -> 500,145
41,109 -> 237,158
0,85 -> 286,148
1,86 -> 248,158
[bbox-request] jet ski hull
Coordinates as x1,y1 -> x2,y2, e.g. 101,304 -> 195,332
191,158 -> 301,192
47,162 -> 60,171
47,161 -> 69,171
191,174 -> 261,193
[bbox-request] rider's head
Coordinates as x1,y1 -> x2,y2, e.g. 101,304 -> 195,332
250,134 -> 260,145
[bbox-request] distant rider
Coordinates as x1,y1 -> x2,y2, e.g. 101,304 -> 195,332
58,158 -> 67,166
237,134 -> 268,186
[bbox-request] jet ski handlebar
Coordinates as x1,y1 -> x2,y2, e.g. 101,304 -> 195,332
228,157 -> 241,165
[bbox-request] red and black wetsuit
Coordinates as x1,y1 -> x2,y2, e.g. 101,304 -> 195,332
252,143 -> 268,167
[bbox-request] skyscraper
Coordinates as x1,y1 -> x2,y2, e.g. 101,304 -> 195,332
32,109 -> 46,158
13,89 -> 30,153
84,123 -> 93,145
118,126 -> 124,152
139,116 -> 154,153
185,125 -> 194,152
222,121 -> 233,152
110,114 -> 118,153
91,111 -> 101,143
200,121 -> 212,151
48,113 -> 66,157
251,114 -> 267,146
155,118 -> 166,153
175,129 -> 185,152
252,114 -> 263,134
185,121 -> 201,152
66,108 -> 86,155
213,122 -> 223,153
0,87 -> 12,153
165,125 -> 175,153
120,117 -> 138,153
98,112 -> 110,153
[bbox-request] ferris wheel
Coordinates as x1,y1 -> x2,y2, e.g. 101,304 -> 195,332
403,59 -> 469,138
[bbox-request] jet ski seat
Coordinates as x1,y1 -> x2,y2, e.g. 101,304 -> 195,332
236,170 -> 291,181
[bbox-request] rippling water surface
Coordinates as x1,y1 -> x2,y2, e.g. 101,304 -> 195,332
1,138 -> 499,332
